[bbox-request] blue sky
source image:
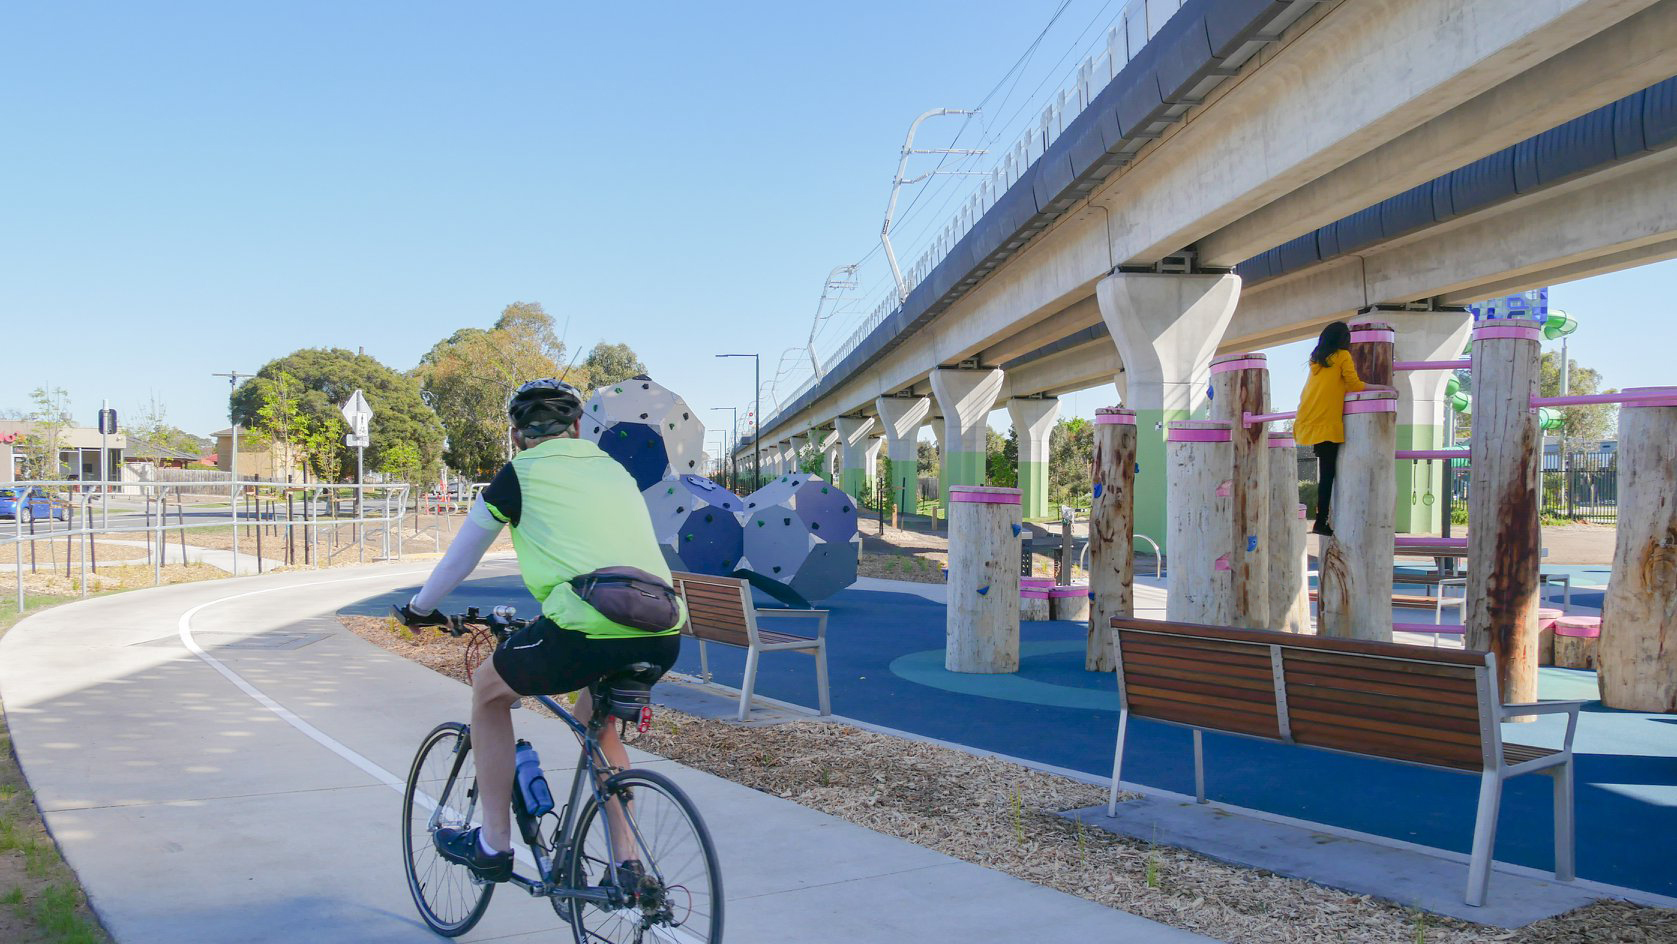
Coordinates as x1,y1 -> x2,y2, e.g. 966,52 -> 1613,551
2,2 -> 1672,448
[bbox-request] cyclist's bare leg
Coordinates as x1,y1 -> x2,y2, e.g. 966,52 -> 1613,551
573,689 -> 635,858
470,660 -> 522,852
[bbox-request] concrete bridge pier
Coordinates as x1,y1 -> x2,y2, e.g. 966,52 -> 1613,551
818,427 -> 841,482
837,415 -> 877,498
1007,396 -> 1060,520
787,433 -> 808,476
876,395 -> 931,518
864,436 -> 882,496
1097,272 -> 1241,552
931,367 -> 1005,505
1390,306 -> 1474,534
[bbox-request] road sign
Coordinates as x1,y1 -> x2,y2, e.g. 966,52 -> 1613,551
344,434 -> 370,448
97,409 -> 118,435
341,389 -> 373,440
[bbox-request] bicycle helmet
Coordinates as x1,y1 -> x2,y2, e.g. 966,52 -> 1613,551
507,378 -> 584,438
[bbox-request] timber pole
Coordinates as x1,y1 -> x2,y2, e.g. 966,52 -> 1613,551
1317,390 -> 1397,641
1165,421 -> 1232,625
945,486 -> 1022,673
1600,387 -> 1677,712
1088,408 -> 1136,671
1349,320 -> 1396,386
1209,353 -> 1270,628
1267,431 -> 1310,633
1465,319 -> 1543,705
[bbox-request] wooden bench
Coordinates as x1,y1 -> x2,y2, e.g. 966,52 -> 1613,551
1105,617 -> 1581,906
672,572 -> 831,722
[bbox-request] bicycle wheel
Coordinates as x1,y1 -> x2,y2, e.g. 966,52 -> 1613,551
566,768 -> 723,944
402,722 -> 495,936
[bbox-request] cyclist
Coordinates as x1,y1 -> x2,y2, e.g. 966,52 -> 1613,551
395,378 -> 682,882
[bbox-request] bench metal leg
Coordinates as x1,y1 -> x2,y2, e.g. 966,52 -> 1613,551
814,641 -> 831,716
1107,709 -> 1129,817
1551,762 -> 1576,882
1193,729 -> 1206,804
737,646 -> 760,722
698,639 -> 711,684
1466,769 -> 1503,906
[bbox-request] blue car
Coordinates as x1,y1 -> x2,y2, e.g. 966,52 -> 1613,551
0,487 -> 67,523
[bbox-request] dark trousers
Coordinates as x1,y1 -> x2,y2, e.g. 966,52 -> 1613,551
1314,441 -> 1340,525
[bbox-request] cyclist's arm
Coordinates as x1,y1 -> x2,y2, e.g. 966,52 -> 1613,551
408,497 -> 505,615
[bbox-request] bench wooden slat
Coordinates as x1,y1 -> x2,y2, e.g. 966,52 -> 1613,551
1126,695 -> 1280,738
1118,641 -> 1278,679
1282,650 -> 1479,687
1124,677 -> 1277,709
1284,666 -> 1481,707
1115,659 -> 1278,694
1118,631 -> 1272,659
1286,703 -> 1483,746
1283,647 -> 1479,679
1282,682 -> 1483,724
1288,722 -> 1484,770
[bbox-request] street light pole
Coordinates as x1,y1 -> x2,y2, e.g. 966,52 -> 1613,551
709,407 -> 738,489
716,354 -> 760,489
212,370 -> 252,573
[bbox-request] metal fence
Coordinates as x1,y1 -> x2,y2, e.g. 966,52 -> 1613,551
1446,450 -> 1618,523
2,479 -> 452,615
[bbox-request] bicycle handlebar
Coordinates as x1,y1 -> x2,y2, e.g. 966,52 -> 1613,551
443,605 -> 531,639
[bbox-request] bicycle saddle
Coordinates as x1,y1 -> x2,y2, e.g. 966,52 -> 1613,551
593,662 -> 666,725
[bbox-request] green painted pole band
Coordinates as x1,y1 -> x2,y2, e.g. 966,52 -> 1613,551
1132,407 -> 1183,554
1017,460 -> 1049,519
840,466 -> 867,501
943,449 -> 986,505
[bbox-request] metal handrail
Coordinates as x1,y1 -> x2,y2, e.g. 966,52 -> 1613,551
1077,531 -> 1164,579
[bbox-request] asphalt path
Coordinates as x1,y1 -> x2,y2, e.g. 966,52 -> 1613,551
0,560 -> 1214,944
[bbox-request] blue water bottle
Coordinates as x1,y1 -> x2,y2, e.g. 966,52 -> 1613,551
513,740 -> 554,817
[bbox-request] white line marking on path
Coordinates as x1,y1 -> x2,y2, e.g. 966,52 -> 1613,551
174,568 -> 541,870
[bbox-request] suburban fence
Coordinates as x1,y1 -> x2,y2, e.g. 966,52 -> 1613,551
1447,451 -> 1618,523
1,479 -> 480,615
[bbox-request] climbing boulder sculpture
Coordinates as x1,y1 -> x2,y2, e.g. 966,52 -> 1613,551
738,473 -> 860,606
580,376 -> 706,489
644,475 -> 746,577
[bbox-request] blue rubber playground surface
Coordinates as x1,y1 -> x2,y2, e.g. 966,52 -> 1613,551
350,571 -> 1677,899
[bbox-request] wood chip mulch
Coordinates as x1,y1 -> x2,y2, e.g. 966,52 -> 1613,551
338,614 -> 1673,944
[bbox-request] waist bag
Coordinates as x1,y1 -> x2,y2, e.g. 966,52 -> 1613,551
569,567 -> 682,632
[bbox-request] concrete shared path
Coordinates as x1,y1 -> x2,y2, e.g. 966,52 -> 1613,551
0,561 -> 1215,944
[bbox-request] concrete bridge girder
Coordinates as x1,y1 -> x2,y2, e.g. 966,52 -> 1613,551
751,0 -> 1651,450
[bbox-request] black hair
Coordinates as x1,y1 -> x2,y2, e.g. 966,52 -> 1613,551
1311,321 -> 1352,368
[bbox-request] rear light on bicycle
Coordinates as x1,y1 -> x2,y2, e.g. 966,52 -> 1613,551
637,705 -> 653,733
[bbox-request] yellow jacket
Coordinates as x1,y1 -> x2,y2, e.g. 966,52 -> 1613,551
1294,349 -> 1365,446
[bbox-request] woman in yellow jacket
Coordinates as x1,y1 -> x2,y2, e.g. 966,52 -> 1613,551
1294,321 -> 1365,536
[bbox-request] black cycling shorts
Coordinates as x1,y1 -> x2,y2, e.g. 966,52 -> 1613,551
491,616 -> 680,696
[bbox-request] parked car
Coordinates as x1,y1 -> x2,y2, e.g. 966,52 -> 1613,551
0,487 -> 68,523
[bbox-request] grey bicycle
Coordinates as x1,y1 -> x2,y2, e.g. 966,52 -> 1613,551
401,605 -> 723,942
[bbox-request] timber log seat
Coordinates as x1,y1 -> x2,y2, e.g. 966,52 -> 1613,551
671,572 -> 831,722
1105,617 -> 1582,907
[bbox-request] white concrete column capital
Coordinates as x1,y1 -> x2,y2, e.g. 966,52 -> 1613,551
1006,397 -> 1060,464
1097,272 -> 1240,413
1390,308 -> 1474,426
930,367 -> 1005,452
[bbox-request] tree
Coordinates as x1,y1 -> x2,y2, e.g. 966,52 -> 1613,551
378,440 -> 427,488
17,386 -> 72,479
1048,417 -> 1093,508
916,439 -> 938,479
126,393 -> 212,456
251,370 -> 312,477
583,342 -> 647,388
985,428 -> 1017,487
231,348 -> 443,483
1540,351 -> 1616,444
415,303 -> 590,479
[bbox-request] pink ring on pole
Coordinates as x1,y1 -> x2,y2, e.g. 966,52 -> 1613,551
1166,421 -> 1232,443
1267,433 -> 1296,449
948,486 -> 1021,505
1296,504 -> 1307,519
1623,385 -> 1677,408
1094,409 -> 1136,425
1211,354 -> 1268,374
1344,390 -> 1397,415
1349,329 -> 1395,344
1021,576 -> 1054,589
1020,588 -> 1050,600
1473,324 -> 1542,342
1049,585 -> 1087,599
